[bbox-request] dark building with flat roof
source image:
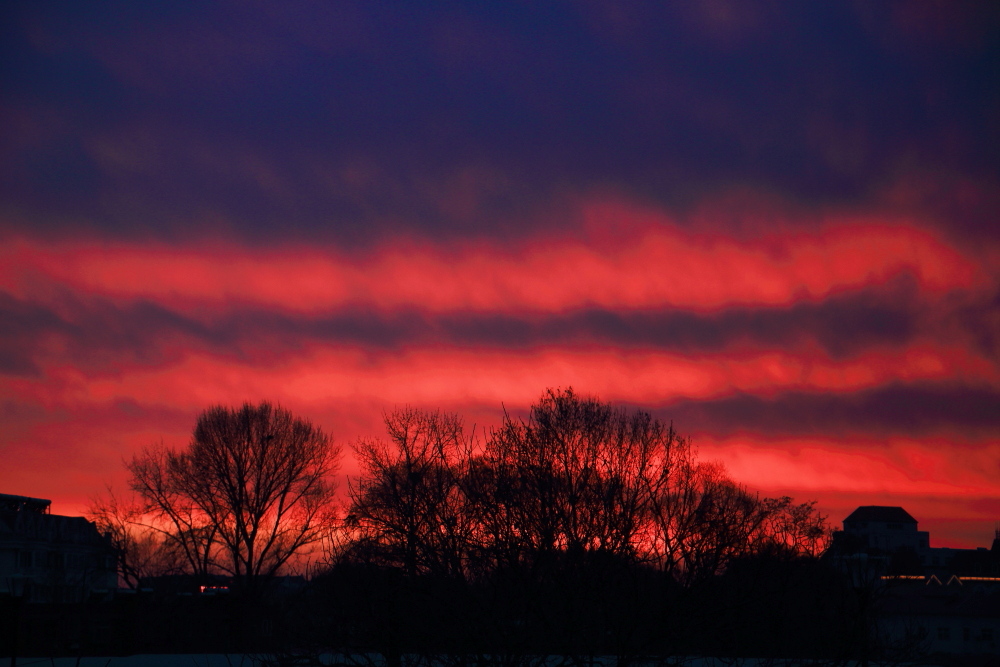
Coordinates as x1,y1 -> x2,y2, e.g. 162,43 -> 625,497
0,493 -> 117,603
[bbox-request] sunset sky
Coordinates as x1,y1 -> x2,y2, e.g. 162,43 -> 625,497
2,2 -> 998,547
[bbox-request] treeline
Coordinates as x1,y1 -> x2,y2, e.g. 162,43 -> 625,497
82,390 -> 885,662
344,389 -> 828,581
308,389 -> 856,663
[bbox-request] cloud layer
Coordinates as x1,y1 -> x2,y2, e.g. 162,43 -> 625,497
2,1 -> 998,547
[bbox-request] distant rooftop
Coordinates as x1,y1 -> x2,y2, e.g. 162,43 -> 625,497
844,506 -> 917,524
0,493 -> 52,514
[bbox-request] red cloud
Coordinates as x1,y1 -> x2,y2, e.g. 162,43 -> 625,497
2,206 -> 997,547
1,219 -> 988,315
4,343 -> 995,415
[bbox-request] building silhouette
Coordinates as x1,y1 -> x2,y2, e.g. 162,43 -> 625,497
842,505 -> 929,551
831,505 -> 1000,576
830,505 -> 1000,658
0,493 -> 117,603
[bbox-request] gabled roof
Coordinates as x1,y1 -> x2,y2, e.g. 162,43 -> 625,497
844,506 -> 917,524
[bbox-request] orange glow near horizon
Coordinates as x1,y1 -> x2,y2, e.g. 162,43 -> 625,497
696,434 -> 1000,498
12,421 -> 997,550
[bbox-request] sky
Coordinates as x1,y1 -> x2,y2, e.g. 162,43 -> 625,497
2,1 -> 999,548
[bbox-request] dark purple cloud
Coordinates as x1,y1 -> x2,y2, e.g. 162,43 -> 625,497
660,383 -> 1000,439
2,1 -> 998,243
3,279 -> 989,376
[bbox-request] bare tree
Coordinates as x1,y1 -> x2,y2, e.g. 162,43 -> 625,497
474,389 -> 685,568
655,465 -> 771,584
347,407 -> 475,577
280,390 -> 841,662
88,486 -> 183,588
127,442 -> 219,580
126,401 -> 341,594
755,496 -> 832,557
465,388 -> 707,660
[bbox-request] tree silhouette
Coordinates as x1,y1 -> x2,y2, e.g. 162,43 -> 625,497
473,388 -> 684,569
87,485 -> 184,588
347,407 -> 474,578
73,392 -> 861,660
341,391 -> 834,644
125,401 -> 341,595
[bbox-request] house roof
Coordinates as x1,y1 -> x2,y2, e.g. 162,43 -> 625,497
0,493 -> 51,513
844,506 -> 917,524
